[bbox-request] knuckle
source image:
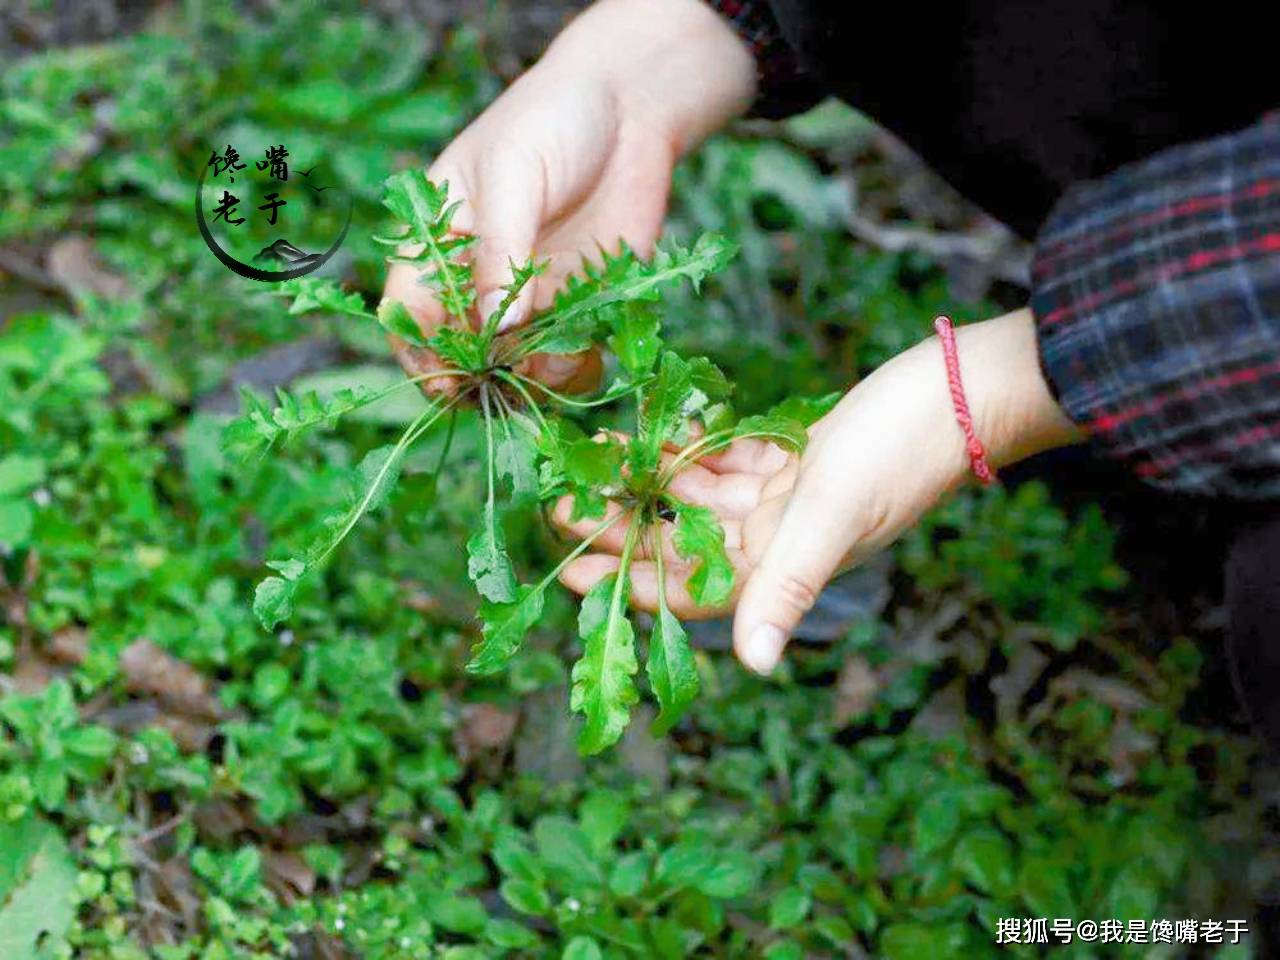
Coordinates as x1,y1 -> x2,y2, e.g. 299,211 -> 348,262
773,572 -> 820,616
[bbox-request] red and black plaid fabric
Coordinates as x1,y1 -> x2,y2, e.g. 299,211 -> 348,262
1031,116 -> 1280,500
704,0 -> 820,119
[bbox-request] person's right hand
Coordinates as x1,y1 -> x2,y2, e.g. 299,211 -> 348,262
383,0 -> 757,394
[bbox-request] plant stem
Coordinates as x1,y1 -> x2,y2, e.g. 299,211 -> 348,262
311,392 -> 457,569
494,371 -> 551,434
505,370 -> 642,410
608,517 -> 644,624
432,407 -> 458,476
657,428 -> 737,486
299,369 -> 468,432
658,427 -> 801,488
531,510 -> 626,597
652,514 -> 670,614
480,383 -> 501,559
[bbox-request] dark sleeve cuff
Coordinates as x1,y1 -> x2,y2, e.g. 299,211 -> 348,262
1031,115 -> 1280,500
703,0 -> 824,119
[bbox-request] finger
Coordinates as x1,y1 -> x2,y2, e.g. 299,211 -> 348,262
559,553 -> 622,599
552,496 -> 742,558
538,137 -> 672,262
665,459 -> 769,521
560,552 -> 746,620
732,468 -> 868,676
468,154 -> 544,333
520,346 -> 603,394
696,438 -> 792,477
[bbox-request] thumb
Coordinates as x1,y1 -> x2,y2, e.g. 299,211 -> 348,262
733,478 -> 862,675
471,162 -> 543,333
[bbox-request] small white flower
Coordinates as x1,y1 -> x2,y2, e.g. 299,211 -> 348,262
565,897 -> 581,912
32,488 -> 51,507
335,917 -> 346,931
279,629 -> 295,646
129,743 -> 149,764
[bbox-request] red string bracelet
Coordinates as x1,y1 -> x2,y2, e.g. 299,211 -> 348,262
934,316 -> 997,486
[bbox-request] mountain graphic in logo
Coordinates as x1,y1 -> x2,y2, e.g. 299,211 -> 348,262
254,238 -> 324,268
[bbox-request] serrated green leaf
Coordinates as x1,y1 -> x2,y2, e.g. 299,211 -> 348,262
467,584 -> 545,675
278,277 -> 372,318
377,298 -> 430,347
467,503 -> 517,603
648,529 -> 699,736
513,232 -> 737,361
222,379 -> 424,462
428,326 -> 486,373
770,391 -> 841,426
687,356 -> 732,401
633,351 -> 692,473
379,170 -> 476,320
481,257 -> 546,340
253,576 -> 297,631
250,400 -> 448,629
561,436 -> 624,493
495,412 -> 540,500
672,502 -> 734,607
733,410 -> 808,452
570,574 -> 639,755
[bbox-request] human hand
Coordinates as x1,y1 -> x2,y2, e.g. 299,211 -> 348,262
553,309 -> 1085,674
382,0 -> 755,394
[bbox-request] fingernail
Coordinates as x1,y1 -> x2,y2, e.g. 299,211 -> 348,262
479,291 -> 507,329
481,291 -> 526,332
743,624 -> 786,675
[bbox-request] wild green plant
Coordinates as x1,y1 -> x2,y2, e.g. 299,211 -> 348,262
225,170 -> 808,752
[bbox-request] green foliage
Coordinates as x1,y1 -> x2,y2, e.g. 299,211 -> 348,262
571,574 -> 641,755
0,4 -> 1252,957
901,482 -> 1129,649
225,169 -> 804,751
672,502 -> 735,608
0,681 -> 117,812
0,816 -> 78,959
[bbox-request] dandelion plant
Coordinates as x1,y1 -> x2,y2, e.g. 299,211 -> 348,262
224,170 -> 809,753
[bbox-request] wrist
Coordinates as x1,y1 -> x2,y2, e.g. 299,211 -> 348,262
952,308 -> 1085,473
546,0 -> 756,154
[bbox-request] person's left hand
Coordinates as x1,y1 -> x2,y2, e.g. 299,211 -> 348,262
553,308 -> 1085,675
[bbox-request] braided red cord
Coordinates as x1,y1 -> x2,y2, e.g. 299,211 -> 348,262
934,316 -> 997,486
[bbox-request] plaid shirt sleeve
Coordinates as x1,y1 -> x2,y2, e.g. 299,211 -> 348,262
1031,115 -> 1280,501
703,0 -> 823,118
